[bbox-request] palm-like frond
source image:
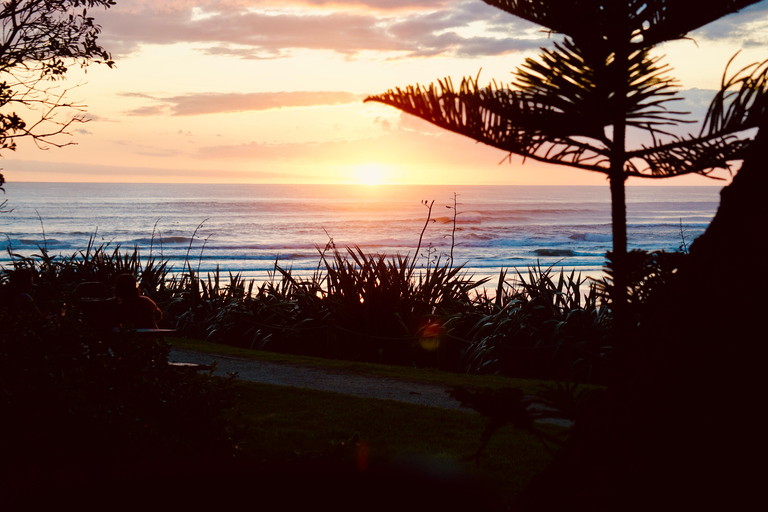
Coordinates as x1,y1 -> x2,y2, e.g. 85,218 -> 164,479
514,38 -> 687,134
366,75 -> 610,173
627,135 -> 748,178
366,37 -> 693,175
702,57 -> 768,138
367,34 -> 762,181
619,57 -> 768,178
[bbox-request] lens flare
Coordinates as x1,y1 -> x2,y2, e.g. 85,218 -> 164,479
419,321 -> 442,351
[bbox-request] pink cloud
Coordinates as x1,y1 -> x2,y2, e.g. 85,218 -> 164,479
112,1 -> 452,15
99,0 -> 543,59
122,91 -> 362,116
124,104 -> 170,117
6,158 -> 290,181
98,0 -> 768,60
195,121 -> 496,167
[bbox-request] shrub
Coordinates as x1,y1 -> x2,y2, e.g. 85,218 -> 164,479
453,265 -> 612,382
8,233 -> 666,381
0,306 -> 239,481
597,249 -> 687,315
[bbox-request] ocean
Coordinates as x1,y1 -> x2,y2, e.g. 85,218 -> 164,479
0,183 -> 721,284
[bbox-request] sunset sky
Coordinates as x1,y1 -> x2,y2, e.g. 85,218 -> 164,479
6,0 -> 768,185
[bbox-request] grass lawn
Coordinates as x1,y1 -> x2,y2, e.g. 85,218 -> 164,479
169,336 -> 562,395
228,381 -> 563,510
169,338 -> 569,509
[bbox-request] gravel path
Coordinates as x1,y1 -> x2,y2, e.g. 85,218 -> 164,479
169,348 -> 474,412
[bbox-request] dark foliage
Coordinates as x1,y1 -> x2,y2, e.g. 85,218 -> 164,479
513,115 -> 768,512
453,265 -> 611,382
3,237 -> 618,380
0,307 -> 239,497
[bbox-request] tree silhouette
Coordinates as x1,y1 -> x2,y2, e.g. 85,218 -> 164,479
365,0 -> 763,324
0,0 -> 115,187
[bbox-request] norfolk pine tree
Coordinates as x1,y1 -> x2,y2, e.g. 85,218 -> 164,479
365,0 -> 765,327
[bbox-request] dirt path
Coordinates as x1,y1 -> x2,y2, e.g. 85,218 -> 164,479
169,348 -> 474,412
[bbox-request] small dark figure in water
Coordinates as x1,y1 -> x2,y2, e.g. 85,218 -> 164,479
114,274 -> 162,329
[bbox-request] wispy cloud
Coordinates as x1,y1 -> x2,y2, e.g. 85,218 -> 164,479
194,112 -> 488,164
100,0 -> 547,59
7,158 -> 290,181
692,1 -> 768,44
124,104 -> 170,117
122,91 -> 363,116
101,0 -> 767,62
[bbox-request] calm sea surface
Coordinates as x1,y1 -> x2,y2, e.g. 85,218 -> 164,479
1,183 -> 720,284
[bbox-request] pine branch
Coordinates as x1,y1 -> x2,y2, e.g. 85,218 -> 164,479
626,135 -> 748,178
701,56 -> 768,137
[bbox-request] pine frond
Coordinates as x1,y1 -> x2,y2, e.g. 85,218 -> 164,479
701,56 -> 768,138
365,75 -> 610,173
626,135 -> 748,178
515,38 -> 687,132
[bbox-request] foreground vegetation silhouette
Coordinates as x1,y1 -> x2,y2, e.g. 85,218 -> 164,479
1,250 -> 563,509
0,204 -> 697,506
2,234 -> 622,382
2,0 -> 765,508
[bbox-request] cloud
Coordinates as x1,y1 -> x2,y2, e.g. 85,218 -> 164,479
678,88 -> 718,116
111,139 -> 186,158
449,35 -> 542,57
83,113 -> 119,123
99,0 -> 549,59
193,84 -> 732,165
690,2 -> 768,44
122,91 -> 363,116
124,104 -> 170,116
194,112 -> 490,165
110,1 -> 458,15
198,140 -> 271,159
290,0 -> 451,9
6,158 -> 290,181
99,0 -> 768,61
374,116 -> 391,131
395,111 -> 445,134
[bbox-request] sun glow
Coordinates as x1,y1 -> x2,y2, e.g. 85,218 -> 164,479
354,163 -> 387,186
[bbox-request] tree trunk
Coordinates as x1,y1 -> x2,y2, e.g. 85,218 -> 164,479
608,32 -> 629,332
608,171 -> 627,330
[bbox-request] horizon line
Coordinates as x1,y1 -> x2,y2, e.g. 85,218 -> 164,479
6,181 -> 724,187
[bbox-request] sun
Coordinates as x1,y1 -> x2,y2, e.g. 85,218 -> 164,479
354,163 -> 386,186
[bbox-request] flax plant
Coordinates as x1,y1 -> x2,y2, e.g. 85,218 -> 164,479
454,264 -> 611,381
4,235 -> 171,306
